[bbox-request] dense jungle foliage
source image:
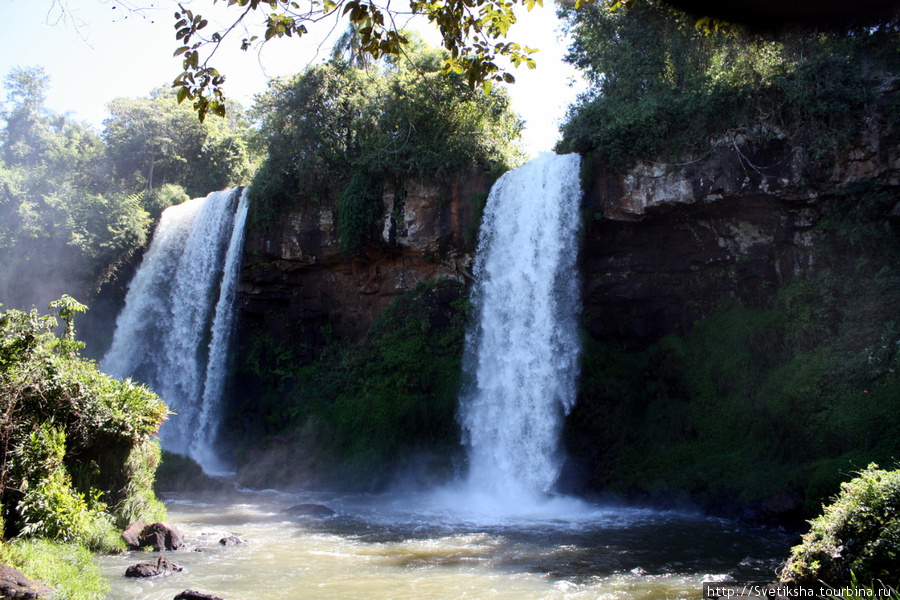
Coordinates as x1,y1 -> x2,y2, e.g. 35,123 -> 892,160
0,297 -> 169,597
557,0 -> 900,172
565,184 -> 900,517
231,281 -> 469,489
0,67 -> 254,315
247,37 -> 524,249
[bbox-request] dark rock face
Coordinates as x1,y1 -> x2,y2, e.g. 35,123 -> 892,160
125,556 -> 183,578
0,564 -> 53,599
581,195 -> 817,344
238,174 -> 489,357
580,128 -> 900,343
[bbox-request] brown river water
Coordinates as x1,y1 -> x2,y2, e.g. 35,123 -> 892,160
96,488 -> 795,600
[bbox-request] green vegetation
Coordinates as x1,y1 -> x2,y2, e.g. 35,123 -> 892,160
104,88 -> 255,201
0,298 -> 168,551
248,39 -> 523,248
0,538 -> 109,600
0,67 -> 255,315
566,185 -> 900,513
170,0 -> 539,120
557,0 -> 900,172
781,465 -> 900,587
232,280 -> 469,488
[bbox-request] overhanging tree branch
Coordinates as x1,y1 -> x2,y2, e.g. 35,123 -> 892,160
170,0 -> 543,120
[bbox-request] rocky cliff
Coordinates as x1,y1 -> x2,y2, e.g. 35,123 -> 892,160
581,126 -> 900,345
238,124 -> 900,359
566,125 -> 900,522
233,120 -> 900,513
237,174 -> 489,360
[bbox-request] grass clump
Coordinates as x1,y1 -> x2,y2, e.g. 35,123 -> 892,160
0,538 -> 109,600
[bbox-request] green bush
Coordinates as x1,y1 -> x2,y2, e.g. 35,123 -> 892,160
781,465 -> 900,587
0,299 -> 168,547
338,171 -> 383,251
16,425 -> 95,542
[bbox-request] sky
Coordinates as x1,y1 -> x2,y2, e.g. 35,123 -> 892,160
0,0 -> 585,157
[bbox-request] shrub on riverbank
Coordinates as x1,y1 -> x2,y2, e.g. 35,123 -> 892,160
0,298 -> 169,549
0,538 -> 108,600
780,465 -> 900,587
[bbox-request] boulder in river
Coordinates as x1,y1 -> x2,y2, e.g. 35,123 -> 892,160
121,520 -> 145,549
125,556 -> 183,578
123,521 -> 185,551
219,535 -> 244,546
174,590 -> 224,600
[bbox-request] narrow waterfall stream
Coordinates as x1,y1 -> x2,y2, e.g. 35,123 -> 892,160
102,188 -> 249,473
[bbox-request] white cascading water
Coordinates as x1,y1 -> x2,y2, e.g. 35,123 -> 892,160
102,188 -> 249,473
460,152 -> 583,505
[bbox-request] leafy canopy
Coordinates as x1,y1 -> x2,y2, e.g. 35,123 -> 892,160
171,0 -> 540,120
249,37 -> 523,247
557,0 -> 900,171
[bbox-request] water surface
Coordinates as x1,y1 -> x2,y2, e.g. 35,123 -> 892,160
98,490 -> 793,600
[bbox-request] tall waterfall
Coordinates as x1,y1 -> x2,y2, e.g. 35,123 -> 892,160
460,153 -> 582,503
102,188 -> 249,474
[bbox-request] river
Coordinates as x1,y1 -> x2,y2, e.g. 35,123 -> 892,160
97,488 -> 793,600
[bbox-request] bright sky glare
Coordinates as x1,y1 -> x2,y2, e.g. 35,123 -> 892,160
0,0 -> 585,157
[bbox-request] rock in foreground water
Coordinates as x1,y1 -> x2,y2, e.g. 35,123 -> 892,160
125,556 -> 183,578
174,590 -> 224,600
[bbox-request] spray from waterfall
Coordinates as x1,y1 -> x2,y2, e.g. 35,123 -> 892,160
459,152 -> 582,506
102,188 -> 249,474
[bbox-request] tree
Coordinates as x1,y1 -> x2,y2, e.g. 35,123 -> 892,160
556,0 -> 900,170
170,0 -> 540,120
0,69 -> 152,310
248,38 -> 524,242
1,67 -> 52,167
103,88 -> 254,199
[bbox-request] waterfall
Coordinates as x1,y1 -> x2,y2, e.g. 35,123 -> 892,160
460,152 -> 582,503
102,188 -> 249,474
